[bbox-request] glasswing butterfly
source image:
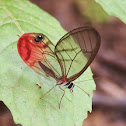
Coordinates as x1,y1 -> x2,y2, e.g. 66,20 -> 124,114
17,26 -> 101,108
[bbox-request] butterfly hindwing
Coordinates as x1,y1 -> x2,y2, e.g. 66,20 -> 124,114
17,33 -> 62,81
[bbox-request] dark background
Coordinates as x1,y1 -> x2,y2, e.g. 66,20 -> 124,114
0,0 -> 126,126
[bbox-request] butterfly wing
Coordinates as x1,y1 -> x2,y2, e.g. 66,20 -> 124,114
54,27 -> 101,82
17,33 -> 62,81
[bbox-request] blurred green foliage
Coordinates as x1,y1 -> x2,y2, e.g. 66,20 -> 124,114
75,0 -> 111,24
96,0 -> 126,23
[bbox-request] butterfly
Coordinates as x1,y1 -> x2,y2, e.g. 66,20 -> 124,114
17,26 -> 100,107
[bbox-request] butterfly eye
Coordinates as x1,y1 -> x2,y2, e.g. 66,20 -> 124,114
34,35 -> 43,43
34,38 -> 40,42
38,35 -> 43,40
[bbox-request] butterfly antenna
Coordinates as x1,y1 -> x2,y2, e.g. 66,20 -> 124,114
40,84 -> 58,99
59,86 -> 65,109
75,85 -> 90,97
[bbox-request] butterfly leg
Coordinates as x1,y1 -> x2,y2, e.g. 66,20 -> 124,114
40,84 -> 57,100
75,85 -> 90,97
59,86 -> 65,109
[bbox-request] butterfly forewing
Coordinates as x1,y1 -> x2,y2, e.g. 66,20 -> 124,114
17,33 -> 62,81
54,27 -> 100,82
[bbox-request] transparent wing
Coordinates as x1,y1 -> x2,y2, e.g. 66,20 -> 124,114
54,27 -> 101,82
30,43 -> 62,81
17,33 -> 62,81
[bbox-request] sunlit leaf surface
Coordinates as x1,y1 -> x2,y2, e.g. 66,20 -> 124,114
0,0 -> 95,126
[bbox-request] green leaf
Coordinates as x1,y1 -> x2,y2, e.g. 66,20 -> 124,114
0,0 -> 95,126
95,0 -> 126,23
